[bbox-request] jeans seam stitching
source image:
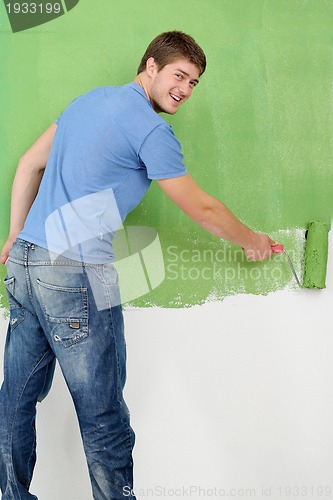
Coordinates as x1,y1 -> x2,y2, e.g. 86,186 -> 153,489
8,349 -> 53,492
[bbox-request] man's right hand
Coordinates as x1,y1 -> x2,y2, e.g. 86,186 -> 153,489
0,238 -> 15,265
242,233 -> 279,262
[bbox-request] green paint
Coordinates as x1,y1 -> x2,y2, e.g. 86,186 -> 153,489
303,221 -> 330,289
1,0 -> 332,309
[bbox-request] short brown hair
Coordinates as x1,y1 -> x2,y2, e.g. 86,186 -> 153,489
137,31 -> 206,76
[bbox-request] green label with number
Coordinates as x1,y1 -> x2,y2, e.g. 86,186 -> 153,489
4,0 -> 79,33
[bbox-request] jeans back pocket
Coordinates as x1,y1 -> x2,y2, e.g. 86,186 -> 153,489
37,279 -> 89,348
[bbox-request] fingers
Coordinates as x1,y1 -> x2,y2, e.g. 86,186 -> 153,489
243,234 -> 283,261
1,239 -> 14,265
0,254 -> 8,265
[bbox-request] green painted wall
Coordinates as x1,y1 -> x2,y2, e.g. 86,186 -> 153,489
1,0 -> 332,308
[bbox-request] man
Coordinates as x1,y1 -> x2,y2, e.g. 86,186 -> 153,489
0,31 -> 277,499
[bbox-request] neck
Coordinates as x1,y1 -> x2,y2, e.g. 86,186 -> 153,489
134,73 -> 151,103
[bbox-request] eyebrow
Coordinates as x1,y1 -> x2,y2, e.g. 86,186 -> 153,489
176,69 -> 199,84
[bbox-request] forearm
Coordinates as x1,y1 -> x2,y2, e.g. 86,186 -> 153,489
6,123 -> 56,242
194,195 -> 276,260
194,197 -> 256,247
0,123 -> 56,265
8,159 -> 44,240
157,175 -> 277,261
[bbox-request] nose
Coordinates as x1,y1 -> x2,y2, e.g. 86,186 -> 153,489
178,82 -> 192,98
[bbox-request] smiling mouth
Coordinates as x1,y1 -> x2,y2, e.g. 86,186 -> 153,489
170,93 -> 182,103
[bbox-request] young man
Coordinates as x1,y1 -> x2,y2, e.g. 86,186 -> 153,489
0,31 -> 277,499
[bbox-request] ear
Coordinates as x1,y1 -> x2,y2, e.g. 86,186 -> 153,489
145,57 -> 158,78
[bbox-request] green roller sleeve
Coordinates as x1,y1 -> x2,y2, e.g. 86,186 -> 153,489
303,221 -> 330,289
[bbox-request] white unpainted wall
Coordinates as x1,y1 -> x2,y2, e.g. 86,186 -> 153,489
0,232 -> 332,500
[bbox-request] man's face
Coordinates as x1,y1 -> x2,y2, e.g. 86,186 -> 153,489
147,58 -> 200,114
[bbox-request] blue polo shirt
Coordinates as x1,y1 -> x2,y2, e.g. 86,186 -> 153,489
19,83 -> 187,263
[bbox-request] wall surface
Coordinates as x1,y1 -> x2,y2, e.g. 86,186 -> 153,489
1,1 -> 333,499
0,233 -> 332,499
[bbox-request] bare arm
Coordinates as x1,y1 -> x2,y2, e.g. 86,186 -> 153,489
0,123 -> 57,264
157,174 -> 277,261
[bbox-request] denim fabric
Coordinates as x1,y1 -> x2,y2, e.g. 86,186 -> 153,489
0,239 -> 136,499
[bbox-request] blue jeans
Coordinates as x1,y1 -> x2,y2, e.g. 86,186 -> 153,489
0,239 -> 136,499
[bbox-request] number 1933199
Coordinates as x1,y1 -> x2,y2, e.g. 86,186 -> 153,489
6,3 -> 62,14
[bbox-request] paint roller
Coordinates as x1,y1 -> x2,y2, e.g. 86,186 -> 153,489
272,221 -> 330,289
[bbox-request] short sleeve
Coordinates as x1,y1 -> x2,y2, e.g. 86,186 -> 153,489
139,124 -> 188,180
54,95 -> 83,125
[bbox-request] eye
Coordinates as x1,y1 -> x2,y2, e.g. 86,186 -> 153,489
189,81 -> 197,89
175,73 -> 183,79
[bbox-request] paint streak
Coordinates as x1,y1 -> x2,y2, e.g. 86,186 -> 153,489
123,228 -> 307,308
